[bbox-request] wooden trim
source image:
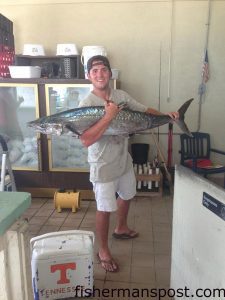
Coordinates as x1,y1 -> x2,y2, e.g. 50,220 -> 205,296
136,173 -> 160,181
17,187 -> 57,198
136,190 -> 162,197
17,187 -> 95,199
78,189 -> 95,200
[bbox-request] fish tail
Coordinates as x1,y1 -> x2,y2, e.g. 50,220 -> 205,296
175,98 -> 194,137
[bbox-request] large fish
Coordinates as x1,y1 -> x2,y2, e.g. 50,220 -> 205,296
28,98 -> 194,137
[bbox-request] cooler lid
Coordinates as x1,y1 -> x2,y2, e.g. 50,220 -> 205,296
31,230 -> 94,260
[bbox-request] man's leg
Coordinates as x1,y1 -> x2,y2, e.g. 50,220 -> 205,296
115,197 -> 130,232
113,197 -> 138,238
96,210 -> 118,272
112,168 -> 138,237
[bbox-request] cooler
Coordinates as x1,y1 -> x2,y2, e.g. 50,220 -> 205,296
30,230 -> 94,300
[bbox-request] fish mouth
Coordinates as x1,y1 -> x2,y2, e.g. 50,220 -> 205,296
28,123 -> 48,134
27,121 -> 39,130
27,122 -> 63,136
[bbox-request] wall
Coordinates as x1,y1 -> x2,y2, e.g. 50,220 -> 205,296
1,0 -> 225,165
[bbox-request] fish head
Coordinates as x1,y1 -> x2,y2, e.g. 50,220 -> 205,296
27,116 -> 63,136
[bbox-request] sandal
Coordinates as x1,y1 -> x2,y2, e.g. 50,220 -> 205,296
96,253 -> 119,272
112,230 -> 139,240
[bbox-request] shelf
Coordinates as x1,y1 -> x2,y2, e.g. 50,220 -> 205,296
136,173 -> 160,181
0,78 -> 118,86
15,54 -> 85,79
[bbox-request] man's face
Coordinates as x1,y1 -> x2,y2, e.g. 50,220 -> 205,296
87,61 -> 111,90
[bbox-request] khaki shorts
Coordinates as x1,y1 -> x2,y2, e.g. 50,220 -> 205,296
92,168 -> 137,212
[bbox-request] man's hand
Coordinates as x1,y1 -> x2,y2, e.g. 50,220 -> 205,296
146,107 -> 179,120
166,111 -> 179,120
104,101 -> 122,121
80,101 -> 122,148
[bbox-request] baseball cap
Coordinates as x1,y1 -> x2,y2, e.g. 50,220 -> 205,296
87,55 -> 112,74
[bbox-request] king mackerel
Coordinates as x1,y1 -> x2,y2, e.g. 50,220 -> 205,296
28,98 -> 194,137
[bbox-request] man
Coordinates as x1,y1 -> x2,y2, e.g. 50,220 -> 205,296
79,55 -> 178,272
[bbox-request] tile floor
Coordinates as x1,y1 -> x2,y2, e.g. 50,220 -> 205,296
23,193 -> 173,300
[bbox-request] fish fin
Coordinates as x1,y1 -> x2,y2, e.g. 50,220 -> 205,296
175,120 -> 193,137
178,98 -> 194,116
175,98 -> 194,137
64,123 -> 81,137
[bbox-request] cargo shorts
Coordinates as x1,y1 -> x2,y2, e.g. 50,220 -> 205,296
92,168 -> 137,212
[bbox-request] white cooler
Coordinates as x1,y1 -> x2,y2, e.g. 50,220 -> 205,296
30,230 -> 94,300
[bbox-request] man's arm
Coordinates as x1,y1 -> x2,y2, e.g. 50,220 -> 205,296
146,107 -> 179,120
146,107 -> 164,115
80,101 -> 121,147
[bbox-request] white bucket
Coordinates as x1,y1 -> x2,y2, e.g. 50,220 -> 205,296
56,43 -> 79,56
81,45 -> 107,78
23,44 -> 45,56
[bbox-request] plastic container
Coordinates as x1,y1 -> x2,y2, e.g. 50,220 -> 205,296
30,230 -> 94,299
131,143 -> 149,164
56,43 -> 79,56
81,45 -> 107,78
111,68 -> 119,79
23,44 -> 45,56
9,66 -> 41,78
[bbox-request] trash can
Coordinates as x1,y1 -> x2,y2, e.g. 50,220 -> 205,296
131,143 -> 149,164
30,230 -> 94,299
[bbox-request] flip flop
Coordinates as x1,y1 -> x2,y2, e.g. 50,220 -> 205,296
96,253 -> 119,272
112,230 -> 139,240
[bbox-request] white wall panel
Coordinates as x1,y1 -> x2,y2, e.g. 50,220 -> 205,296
171,165 -> 225,299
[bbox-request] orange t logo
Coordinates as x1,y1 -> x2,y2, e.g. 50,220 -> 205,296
51,263 -> 76,284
